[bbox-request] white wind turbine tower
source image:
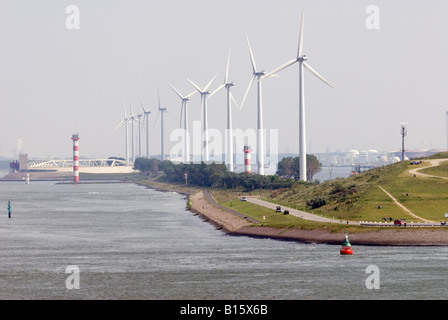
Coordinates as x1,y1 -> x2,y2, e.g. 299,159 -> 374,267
240,35 -> 267,175
139,98 -> 153,158
155,91 -> 168,161
212,49 -> 239,171
137,111 -> 143,158
262,12 -> 334,181
187,74 -> 223,162
168,83 -> 196,163
128,101 -> 141,162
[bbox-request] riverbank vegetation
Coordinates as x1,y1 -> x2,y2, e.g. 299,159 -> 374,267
134,157 -> 300,191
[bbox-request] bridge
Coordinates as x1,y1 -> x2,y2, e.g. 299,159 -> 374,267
19,154 -> 134,174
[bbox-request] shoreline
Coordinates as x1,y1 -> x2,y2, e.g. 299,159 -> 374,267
140,180 -> 448,246
5,175 -> 446,246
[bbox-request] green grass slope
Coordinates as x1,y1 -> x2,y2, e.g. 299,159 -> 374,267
213,153 -> 448,226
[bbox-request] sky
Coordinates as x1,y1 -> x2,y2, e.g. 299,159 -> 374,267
1,0 -> 447,160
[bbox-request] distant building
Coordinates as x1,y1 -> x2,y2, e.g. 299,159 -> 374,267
314,149 -> 442,167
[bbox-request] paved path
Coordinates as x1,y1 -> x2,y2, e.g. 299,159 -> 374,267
246,197 -> 361,225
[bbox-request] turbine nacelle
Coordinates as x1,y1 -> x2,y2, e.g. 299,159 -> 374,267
298,55 -> 308,62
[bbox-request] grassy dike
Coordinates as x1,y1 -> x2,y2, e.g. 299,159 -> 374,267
131,154 -> 448,239
214,158 -> 448,225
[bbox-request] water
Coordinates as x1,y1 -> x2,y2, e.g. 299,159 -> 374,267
314,165 -> 353,181
0,181 -> 447,300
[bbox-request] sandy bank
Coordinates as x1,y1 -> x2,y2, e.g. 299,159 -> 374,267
138,180 -> 448,246
231,227 -> 448,246
189,191 -> 253,232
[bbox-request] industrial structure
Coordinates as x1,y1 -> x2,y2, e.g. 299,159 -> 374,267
244,145 -> 252,173
72,134 -> 80,182
24,157 -> 133,173
8,134 -> 134,178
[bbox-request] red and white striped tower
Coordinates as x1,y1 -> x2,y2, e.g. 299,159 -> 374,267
243,145 -> 252,173
71,134 -> 80,183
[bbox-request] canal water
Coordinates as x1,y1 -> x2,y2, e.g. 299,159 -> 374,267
0,181 -> 447,300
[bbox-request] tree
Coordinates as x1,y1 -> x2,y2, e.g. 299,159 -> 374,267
305,154 -> 322,182
276,156 -> 296,179
276,154 -> 322,181
134,158 -> 160,177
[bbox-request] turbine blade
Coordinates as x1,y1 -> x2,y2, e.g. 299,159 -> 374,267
246,35 -> 257,73
225,48 -> 231,83
261,58 -> 298,81
186,90 -> 197,99
303,61 -> 334,88
297,11 -> 305,58
167,82 -> 184,99
208,83 -> 225,99
230,92 -> 239,110
139,98 -> 146,113
158,88 -> 161,108
113,119 -> 126,132
240,74 -> 256,110
187,78 -> 203,93
153,109 -> 160,126
203,74 -> 217,92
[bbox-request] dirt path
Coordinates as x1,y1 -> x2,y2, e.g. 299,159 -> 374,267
378,185 -> 434,223
377,159 -> 448,223
408,159 -> 448,179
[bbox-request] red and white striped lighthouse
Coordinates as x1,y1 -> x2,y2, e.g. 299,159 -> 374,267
243,145 -> 252,173
71,134 -> 80,183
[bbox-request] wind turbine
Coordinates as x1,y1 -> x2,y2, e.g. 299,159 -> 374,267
139,98 -> 153,158
240,35 -> 267,175
137,111 -> 143,158
212,49 -> 239,171
262,11 -> 334,181
187,74 -> 222,162
129,102 -> 136,162
154,91 -> 168,161
168,83 -> 196,163
113,103 -> 132,163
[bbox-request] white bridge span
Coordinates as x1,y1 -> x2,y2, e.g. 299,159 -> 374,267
27,159 -> 134,173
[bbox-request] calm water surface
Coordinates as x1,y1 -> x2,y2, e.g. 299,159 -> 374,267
0,181 -> 447,300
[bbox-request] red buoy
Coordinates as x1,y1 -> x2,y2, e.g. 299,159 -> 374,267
340,231 -> 353,255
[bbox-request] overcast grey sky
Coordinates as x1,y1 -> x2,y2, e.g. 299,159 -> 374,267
1,0 -> 447,159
